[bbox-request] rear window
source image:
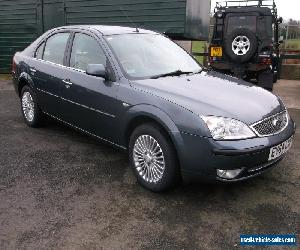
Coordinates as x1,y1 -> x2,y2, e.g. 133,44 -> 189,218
227,16 -> 257,34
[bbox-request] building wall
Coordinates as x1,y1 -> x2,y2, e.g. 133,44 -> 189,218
0,0 -> 210,73
0,0 -> 42,73
64,0 -> 186,35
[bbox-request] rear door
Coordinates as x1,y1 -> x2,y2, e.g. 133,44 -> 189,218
30,32 -> 71,117
60,31 -> 121,141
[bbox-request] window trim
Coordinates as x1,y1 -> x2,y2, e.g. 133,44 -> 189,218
34,41 -> 45,59
42,31 -> 71,66
32,28 -> 118,81
67,31 -> 107,71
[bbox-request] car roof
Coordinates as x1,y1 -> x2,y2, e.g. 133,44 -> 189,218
222,6 -> 273,15
53,25 -> 158,36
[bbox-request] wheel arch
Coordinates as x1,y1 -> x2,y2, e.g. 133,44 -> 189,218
123,105 -> 184,168
125,115 -> 172,146
17,72 -> 34,96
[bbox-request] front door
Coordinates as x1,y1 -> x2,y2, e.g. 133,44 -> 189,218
60,32 -> 121,142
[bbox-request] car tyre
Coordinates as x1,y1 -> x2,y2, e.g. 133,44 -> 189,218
129,123 -> 180,192
225,28 -> 257,63
20,85 -> 44,127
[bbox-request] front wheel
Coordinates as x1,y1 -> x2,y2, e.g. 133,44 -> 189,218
129,123 -> 180,192
20,85 -> 44,127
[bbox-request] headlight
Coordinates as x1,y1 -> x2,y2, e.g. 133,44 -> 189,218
201,116 -> 256,140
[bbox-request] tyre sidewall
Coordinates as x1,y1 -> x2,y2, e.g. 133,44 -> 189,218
225,28 -> 257,63
20,86 -> 42,127
129,123 -> 179,192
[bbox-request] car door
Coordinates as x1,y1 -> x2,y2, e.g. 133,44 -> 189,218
60,32 -> 122,142
28,32 -> 71,117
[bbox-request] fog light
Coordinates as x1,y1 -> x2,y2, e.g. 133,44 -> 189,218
216,169 -> 243,179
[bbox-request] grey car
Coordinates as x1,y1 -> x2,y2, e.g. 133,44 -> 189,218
12,25 -> 296,192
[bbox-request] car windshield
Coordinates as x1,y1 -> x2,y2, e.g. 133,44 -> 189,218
105,33 -> 201,79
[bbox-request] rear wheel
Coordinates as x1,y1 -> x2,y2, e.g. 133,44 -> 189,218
20,86 -> 44,127
129,123 -> 180,192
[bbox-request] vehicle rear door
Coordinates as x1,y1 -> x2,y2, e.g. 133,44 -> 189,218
28,32 -> 71,117
60,31 -> 121,142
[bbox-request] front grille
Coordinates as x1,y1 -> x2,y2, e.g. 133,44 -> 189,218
251,111 -> 288,136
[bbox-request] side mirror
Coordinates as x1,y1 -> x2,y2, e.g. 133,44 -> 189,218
86,64 -> 106,78
277,17 -> 283,24
279,36 -> 284,44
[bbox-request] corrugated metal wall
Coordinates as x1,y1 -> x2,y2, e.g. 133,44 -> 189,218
0,0 -> 42,73
0,0 -> 210,73
64,0 -> 187,35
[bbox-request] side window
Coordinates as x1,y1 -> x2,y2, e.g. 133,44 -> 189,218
70,33 -> 106,71
43,33 -> 69,65
35,42 -> 45,59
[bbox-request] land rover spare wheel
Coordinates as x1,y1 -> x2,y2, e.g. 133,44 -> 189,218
225,28 -> 257,63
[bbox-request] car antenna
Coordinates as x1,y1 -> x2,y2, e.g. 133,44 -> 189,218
118,6 -> 140,33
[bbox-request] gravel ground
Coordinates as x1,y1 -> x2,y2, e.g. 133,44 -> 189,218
0,79 -> 299,249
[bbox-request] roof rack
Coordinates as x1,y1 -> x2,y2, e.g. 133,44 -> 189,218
214,0 -> 277,16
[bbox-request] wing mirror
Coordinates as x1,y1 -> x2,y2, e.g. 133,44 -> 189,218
86,64 -> 107,78
277,17 -> 283,24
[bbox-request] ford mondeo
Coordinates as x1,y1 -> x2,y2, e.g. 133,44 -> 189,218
12,26 -> 296,191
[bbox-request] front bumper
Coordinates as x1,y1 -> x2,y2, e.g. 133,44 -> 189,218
178,118 -> 296,183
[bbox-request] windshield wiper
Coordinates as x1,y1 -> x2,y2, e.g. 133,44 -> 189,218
190,68 -> 203,75
150,70 -> 193,79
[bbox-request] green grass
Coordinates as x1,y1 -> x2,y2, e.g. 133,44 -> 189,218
192,41 -> 207,64
0,74 -> 12,80
282,39 -> 300,50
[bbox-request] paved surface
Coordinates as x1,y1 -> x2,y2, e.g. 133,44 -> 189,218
0,79 -> 299,249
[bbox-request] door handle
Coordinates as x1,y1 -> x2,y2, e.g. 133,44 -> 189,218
29,67 -> 36,73
62,79 -> 73,85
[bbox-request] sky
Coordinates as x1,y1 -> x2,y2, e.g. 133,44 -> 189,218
210,0 -> 300,21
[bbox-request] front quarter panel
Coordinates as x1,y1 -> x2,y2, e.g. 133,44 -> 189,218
116,79 -> 212,147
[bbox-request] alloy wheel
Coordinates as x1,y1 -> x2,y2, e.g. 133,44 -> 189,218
232,35 -> 250,55
133,134 -> 165,183
22,91 -> 35,122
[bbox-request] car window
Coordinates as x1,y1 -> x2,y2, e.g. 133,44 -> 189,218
43,33 -> 69,65
35,42 -> 45,59
70,33 -> 106,71
258,16 -> 273,39
227,16 -> 257,34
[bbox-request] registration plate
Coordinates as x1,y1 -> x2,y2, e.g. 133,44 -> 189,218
268,136 -> 293,161
210,47 -> 223,57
